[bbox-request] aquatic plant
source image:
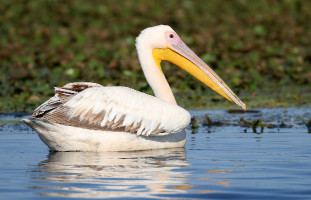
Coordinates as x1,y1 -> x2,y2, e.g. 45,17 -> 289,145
1,0 -> 311,112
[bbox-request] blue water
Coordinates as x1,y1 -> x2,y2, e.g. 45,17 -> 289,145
0,108 -> 310,199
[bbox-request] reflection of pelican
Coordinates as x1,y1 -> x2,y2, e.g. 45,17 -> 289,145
33,149 -> 188,198
23,25 -> 246,152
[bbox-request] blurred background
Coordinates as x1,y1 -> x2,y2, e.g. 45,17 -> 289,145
0,0 -> 310,112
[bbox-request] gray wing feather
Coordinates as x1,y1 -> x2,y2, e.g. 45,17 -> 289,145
32,82 -> 101,117
33,95 -> 61,116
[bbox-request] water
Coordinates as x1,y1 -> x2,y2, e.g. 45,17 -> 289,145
0,108 -> 310,199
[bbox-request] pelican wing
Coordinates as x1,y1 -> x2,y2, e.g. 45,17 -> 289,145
38,83 -> 190,136
33,82 -> 102,116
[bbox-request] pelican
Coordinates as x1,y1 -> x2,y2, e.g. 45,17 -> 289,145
23,25 -> 246,152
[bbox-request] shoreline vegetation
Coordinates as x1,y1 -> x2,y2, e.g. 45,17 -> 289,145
1,0 -> 310,113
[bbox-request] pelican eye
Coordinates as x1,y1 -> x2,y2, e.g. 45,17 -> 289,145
169,34 -> 174,38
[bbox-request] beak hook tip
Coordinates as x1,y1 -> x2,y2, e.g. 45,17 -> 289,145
243,105 -> 247,111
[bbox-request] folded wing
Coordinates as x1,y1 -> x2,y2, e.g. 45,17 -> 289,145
34,82 -> 190,136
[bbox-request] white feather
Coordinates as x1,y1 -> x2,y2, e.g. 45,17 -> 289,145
24,25 -> 197,152
64,86 -> 190,136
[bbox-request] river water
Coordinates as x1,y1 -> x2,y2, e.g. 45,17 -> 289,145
0,108 -> 310,199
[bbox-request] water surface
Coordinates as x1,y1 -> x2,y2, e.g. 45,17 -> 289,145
0,108 -> 310,199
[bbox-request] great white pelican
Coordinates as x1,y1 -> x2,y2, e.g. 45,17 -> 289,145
23,25 -> 246,152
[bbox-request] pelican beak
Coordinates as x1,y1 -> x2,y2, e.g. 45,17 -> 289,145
152,32 -> 246,110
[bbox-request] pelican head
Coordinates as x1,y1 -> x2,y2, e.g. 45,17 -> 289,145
136,25 -> 246,110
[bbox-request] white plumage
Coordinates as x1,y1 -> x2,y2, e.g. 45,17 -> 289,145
24,81 -> 190,151
23,25 -> 246,152
64,86 -> 190,136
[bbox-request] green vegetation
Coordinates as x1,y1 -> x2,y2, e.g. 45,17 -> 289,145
1,0 -> 310,112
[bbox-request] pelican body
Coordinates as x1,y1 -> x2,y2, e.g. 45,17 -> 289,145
23,25 -> 246,152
